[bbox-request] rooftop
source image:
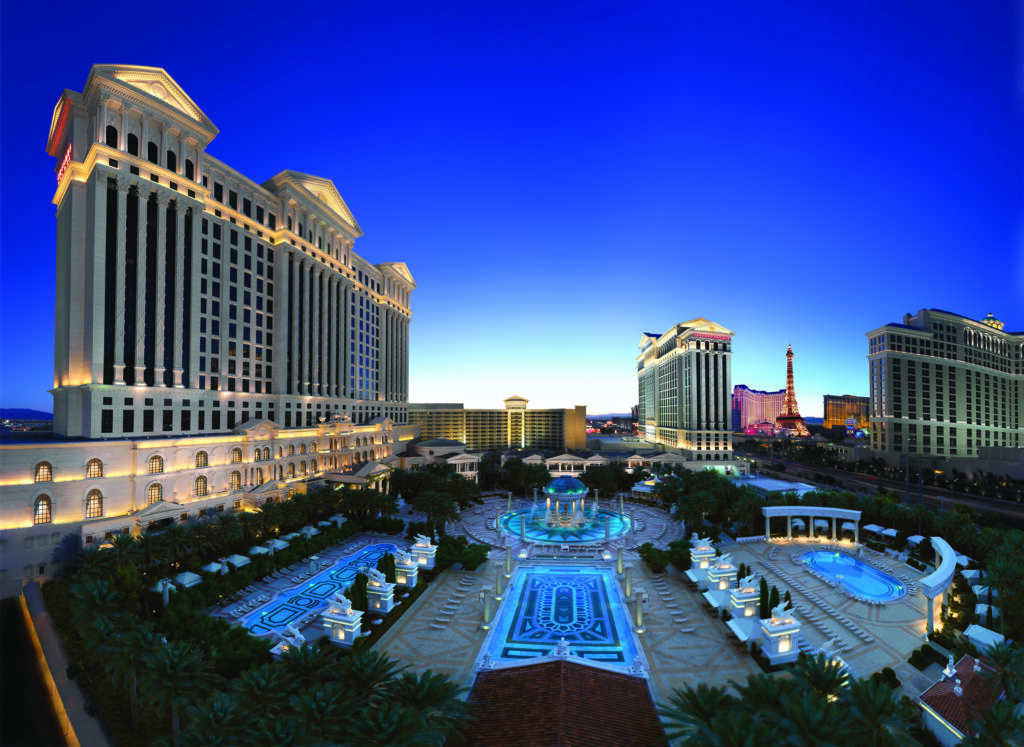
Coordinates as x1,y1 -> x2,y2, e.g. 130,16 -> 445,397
919,654 -> 1003,738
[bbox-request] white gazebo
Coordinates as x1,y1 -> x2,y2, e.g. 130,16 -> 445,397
173,571 -> 203,588
762,506 -> 862,543
224,553 -> 250,568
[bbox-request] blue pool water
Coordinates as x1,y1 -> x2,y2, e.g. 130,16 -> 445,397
241,543 -> 397,636
801,551 -> 906,602
498,509 -> 632,543
482,565 -> 640,666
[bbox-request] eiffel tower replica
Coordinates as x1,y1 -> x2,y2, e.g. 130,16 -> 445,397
775,345 -> 809,436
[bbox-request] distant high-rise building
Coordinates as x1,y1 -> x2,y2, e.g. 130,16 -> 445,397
731,385 -> 786,431
823,395 -> 869,431
867,309 -> 1023,460
775,346 -> 809,436
408,397 -> 586,452
637,319 -> 735,462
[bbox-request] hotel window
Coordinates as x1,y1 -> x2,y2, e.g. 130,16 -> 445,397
34,462 -> 52,482
85,490 -> 103,519
289,444 -> 295,456
148,455 -> 164,474
195,476 -> 208,497
147,483 -> 162,505
254,449 -> 262,461
231,447 -> 242,464
255,468 -> 264,485
288,463 -> 295,478
230,471 -> 241,490
33,496 -> 52,525
195,451 -> 209,469
127,133 -> 139,156
86,459 -> 103,479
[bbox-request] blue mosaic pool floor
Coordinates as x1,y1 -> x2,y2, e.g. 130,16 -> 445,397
498,509 -> 631,543
800,550 -> 906,602
242,543 -> 397,636
483,565 -> 639,665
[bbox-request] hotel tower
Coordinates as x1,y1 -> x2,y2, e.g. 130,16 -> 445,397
0,65 -> 416,597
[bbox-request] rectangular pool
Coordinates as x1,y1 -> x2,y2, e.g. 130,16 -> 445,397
482,565 -> 641,666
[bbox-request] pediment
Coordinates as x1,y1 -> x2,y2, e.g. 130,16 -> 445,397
89,65 -> 218,136
135,500 -> 180,519
235,418 -> 279,439
378,262 -> 417,289
680,318 -> 734,336
549,453 -> 583,462
277,171 -> 362,235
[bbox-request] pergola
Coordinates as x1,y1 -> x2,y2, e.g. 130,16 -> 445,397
762,505 -> 862,543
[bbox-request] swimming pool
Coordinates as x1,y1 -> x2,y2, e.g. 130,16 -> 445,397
481,565 -> 641,666
241,543 -> 398,636
800,551 -> 906,602
498,509 -> 632,543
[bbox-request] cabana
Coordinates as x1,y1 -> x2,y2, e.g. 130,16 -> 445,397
880,528 -> 898,540
250,545 -> 270,555
973,585 -> 1000,602
957,554 -> 972,567
961,569 -> 982,583
975,604 -> 1001,620
964,624 -> 1004,650
317,520 -> 334,528
225,554 -> 250,568
301,525 -> 319,538
863,524 -> 884,536
790,518 -> 806,530
280,532 -> 301,541
841,521 -> 858,536
173,571 -> 203,588
907,535 -> 925,547
267,538 -> 290,552
200,562 -> 222,574
813,519 -> 829,534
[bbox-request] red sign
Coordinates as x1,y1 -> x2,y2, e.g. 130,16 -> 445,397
692,333 -> 730,341
56,143 -> 72,184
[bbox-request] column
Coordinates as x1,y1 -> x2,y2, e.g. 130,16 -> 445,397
855,524 -> 859,545
89,172 -> 109,383
290,256 -> 301,394
113,177 -> 131,384
765,515 -> 770,538
787,515 -> 792,540
177,136 -> 185,175
342,280 -> 351,398
188,204 -> 202,388
831,517 -> 837,541
302,261 -> 311,394
154,200 -> 170,384
927,595 -> 935,633
100,97 -> 108,144
119,106 -> 126,150
310,266 -> 320,395
134,187 -> 150,382
172,197 -> 186,387
379,306 -> 389,402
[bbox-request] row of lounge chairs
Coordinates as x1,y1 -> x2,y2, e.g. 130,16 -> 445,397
431,575 -> 477,629
765,561 -> 875,645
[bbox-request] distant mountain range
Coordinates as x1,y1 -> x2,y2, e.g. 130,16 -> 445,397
1,408 -> 53,420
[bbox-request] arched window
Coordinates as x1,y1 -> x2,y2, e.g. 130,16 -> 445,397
147,483 -> 162,505
230,471 -> 241,490
300,444 -> 307,455
185,159 -> 195,180
195,476 -> 208,497
288,463 -> 295,478
300,462 -> 308,475
33,496 -> 52,525
148,455 -> 164,474
85,490 -> 103,519
105,125 -> 118,147
263,447 -> 270,460
254,449 -> 261,461
86,459 -> 103,478
255,468 -> 264,485
231,448 -> 242,464
34,463 -> 52,482
147,141 -> 159,165
288,445 -> 295,456
195,451 -> 208,469
278,447 -> 284,458
310,442 -> 318,453
310,458 -> 318,473
127,133 -> 139,156
166,150 -> 177,173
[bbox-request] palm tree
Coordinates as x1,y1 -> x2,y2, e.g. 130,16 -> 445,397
841,677 -> 916,746
255,503 -> 282,540
214,513 -> 241,552
248,715 -> 306,747
179,693 -> 255,747
410,490 -> 459,535
70,577 -> 120,630
237,513 -> 259,550
288,683 -> 361,743
160,524 -> 193,571
106,621 -> 162,728
332,649 -> 408,704
134,532 -> 168,572
338,701 -> 437,746
109,532 -> 139,570
703,712 -> 771,747
187,522 -> 217,558
764,693 -> 851,746
277,642 -> 337,689
385,669 -> 472,739
982,552 -> 1023,636
658,683 -> 737,743
980,641 -> 1024,702
965,699 -> 1024,746
729,672 -> 795,713
75,546 -> 111,577
143,641 -> 219,747
233,662 -> 298,716
788,653 -> 850,701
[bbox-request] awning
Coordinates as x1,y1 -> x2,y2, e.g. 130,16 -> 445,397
964,624 -> 1005,650
317,520 -> 333,527
173,571 -> 202,588
863,524 -> 884,534
267,538 -> 290,551
280,532 -> 300,541
881,528 -> 898,539
841,521 -> 857,532
957,554 -> 972,567
200,562 -> 222,574
702,590 -> 722,609
727,618 -> 750,642
976,604 -> 1001,618
301,526 -> 319,537
813,519 -> 829,530
907,535 -> 925,546
224,554 -> 250,568
961,569 -> 982,582
790,518 -> 806,527
250,545 -> 270,555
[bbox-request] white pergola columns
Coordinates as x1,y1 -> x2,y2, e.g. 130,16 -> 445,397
761,506 -> 862,544
920,537 -> 957,634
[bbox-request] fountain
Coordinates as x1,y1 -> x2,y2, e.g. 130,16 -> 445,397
497,477 -> 632,544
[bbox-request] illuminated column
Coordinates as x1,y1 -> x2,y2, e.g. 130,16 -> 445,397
187,204 -> 202,388
153,198 -> 170,385
177,136 -> 184,175
624,566 -> 632,599
310,266 -> 320,395
787,515 -> 792,540
172,197 -> 185,387
150,195 -> 168,381
302,260 -> 312,394
290,255 -> 301,394
89,172 -> 109,383
99,97 -> 108,144
119,106 -> 126,150
505,546 -> 512,578
616,547 -> 624,575
341,279 -> 350,398
329,277 -> 337,397
112,178 -> 131,384
133,186 -> 150,383
379,306 -> 389,402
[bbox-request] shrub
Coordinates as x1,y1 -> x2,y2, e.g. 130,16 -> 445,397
638,543 -> 670,574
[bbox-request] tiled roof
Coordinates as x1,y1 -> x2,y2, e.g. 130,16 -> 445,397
919,655 -> 1004,738
462,659 -> 665,746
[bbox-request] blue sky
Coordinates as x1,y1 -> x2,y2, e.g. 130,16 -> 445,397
2,2 -> 1023,416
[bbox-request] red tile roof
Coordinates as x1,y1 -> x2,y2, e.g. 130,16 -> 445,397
919,655 -> 1004,737
462,658 -> 665,746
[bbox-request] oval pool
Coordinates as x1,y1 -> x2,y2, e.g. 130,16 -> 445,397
800,551 -> 906,602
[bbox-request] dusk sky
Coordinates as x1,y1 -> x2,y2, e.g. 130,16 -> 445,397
2,2 -> 1023,416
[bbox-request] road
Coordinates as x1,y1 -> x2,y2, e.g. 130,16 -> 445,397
755,457 -> 1024,524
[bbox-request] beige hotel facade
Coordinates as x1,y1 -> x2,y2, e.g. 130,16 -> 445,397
0,65 -> 417,599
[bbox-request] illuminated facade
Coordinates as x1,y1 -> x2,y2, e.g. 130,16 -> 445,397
731,385 -> 785,430
0,65 -> 417,598
867,309 -> 1023,460
637,319 -> 735,461
408,397 -> 586,452
823,394 -> 869,431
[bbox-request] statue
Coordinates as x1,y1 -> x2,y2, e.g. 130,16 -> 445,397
481,652 -> 495,669
334,592 -> 354,615
364,567 -> 387,585
414,533 -> 433,547
553,638 -> 573,657
739,574 -> 756,589
716,553 -> 733,568
394,549 -> 414,566
771,603 -> 788,621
